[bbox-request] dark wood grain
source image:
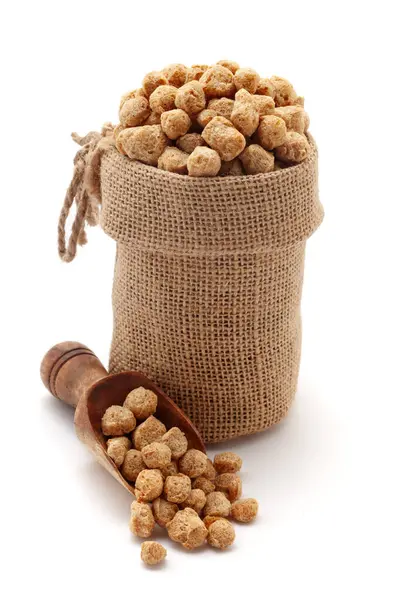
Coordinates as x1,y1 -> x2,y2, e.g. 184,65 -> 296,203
41,342 -> 206,497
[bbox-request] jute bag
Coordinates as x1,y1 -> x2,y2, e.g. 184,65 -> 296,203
59,129 -> 323,443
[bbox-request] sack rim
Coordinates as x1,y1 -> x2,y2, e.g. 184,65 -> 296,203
100,133 -> 322,252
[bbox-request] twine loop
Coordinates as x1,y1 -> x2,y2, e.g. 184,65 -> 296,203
57,123 -> 114,262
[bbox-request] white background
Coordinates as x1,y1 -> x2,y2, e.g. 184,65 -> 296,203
1,2 -> 399,598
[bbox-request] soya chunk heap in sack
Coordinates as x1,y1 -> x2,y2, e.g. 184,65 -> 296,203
57,64 -> 322,443
114,61 -> 310,176
102,387 -> 259,566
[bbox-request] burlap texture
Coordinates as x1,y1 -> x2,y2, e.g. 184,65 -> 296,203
100,136 -> 323,443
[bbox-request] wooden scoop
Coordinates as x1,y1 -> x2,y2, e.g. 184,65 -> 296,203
40,341 -> 206,496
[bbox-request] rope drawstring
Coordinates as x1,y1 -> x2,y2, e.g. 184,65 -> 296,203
57,123 -> 114,262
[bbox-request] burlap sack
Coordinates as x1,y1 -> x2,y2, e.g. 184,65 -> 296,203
98,136 -> 323,443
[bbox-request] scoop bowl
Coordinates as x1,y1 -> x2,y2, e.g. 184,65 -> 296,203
40,342 -> 206,496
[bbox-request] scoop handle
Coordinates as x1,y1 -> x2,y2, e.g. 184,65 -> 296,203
40,342 -> 108,408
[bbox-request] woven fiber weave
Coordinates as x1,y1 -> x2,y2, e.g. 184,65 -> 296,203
100,136 -> 323,443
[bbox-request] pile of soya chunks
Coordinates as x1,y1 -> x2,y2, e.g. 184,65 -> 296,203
113,61 -> 310,177
102,386 -> 258,566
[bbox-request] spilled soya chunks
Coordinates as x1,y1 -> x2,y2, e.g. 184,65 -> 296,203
101,387 -> 259,566
113,61 -> 310,176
